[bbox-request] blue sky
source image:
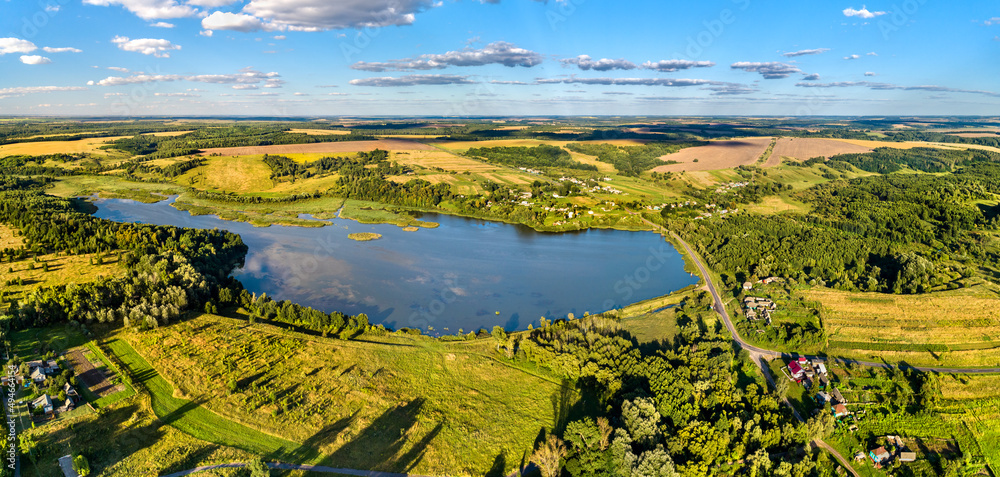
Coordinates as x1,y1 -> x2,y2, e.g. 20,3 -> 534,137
0,0 -> 998,116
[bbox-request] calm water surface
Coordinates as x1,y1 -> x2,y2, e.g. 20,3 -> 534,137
93,198 -> 697,333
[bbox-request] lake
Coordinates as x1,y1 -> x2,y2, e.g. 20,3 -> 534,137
93,198 -> 697,334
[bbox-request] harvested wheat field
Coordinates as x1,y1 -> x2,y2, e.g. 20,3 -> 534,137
652,137 -> 773,172
197,139 -> 436,156
770,138 -> 873,163
390,149 -> 499,173
0,136 -> 129,157
948,133 -> 1000,138
288,128 -> 352,136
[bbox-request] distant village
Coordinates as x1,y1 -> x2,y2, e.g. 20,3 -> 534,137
3,356 -> 83,419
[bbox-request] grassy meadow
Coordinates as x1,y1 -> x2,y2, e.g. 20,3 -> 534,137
119,312 -> 574,475
804,286 -> 1000,366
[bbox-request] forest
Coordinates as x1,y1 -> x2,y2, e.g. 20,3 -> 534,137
465,144 -> 598,171
565,142 -> 700,176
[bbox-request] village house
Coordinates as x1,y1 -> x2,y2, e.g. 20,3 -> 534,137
869,447 -> 891,468
832,403 -> 851,418
831,388 -> 847,404
899,452 -> 917,462
816,363 -> 827,375
46,360 -> 60,374
64,383 -> 80,400
742,282 -> 753,291
816,391 -> 832,403
31,367 -> 47,384
32,394 -> 53,415
788,361 -> 805,380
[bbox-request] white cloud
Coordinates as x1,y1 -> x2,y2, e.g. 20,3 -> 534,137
730,61 -> 801,79
0,38 -> 38,55
0,86 -> 88,98
864,72 -> 877,76
986,17 -> 1000,26
534,76 -> 721,87
42,47 -> 83,53
844,54 -> 860,60
351,42 -> 541,71
867,52 -> 878,56
91,67 -> 283,90
782,48 -> 830,57
350,74 -> 475,87
641,59 -> 715,72
802,73 -> 821,81
20,55 -> 52,65
153,92 -> 200,97
232,84 -> 258,90
273,35 -> 286,40
83,0 -> 198,20
561,55 -> 636,71
199,30 -> 213,37
112,36 -> 181,58
108,66 -> 131,72
243,0 -> 437,31
45,5 -> 61,12
202,12 -> 269,32
150,21 -> 175,28
843,6 -> 886,19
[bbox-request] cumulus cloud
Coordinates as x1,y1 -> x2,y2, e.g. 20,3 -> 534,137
0,86 -> 88,98
0,38 -> 38,55
561,55 -> 636,71
844,54 -> 861,60
986,17 -> 1000,26
42,47 -> 83,53
782,48 -> 830,57
153,92 -> 199,97
641,59 -> 715,72
730,61 -> 801,79
802,73 -> 821,81
20,55 -> 52,65
82,0 -> 198,20
150,21 -> 175,28
107,66 -> 130,72
864,72 -> 877,76
241,0 -> 437,31
349,74 -> 475,87
202,12 -> 270,32
796,81 -> 1000,98
843,6 -> 886,18
89,67 -> 284,89
232,84 -> 258,90
351,42 -> 542,71
112,36 -> 181,58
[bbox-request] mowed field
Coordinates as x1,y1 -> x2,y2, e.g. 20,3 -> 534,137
651,137 -> 773,172
176,155 -> 274,192
770,137 -> 873,162
0,136 -> 129,157
0,223 -> 23,249
126,313 -> 571,475
197,139 -> 436,156
0,252 -> 124,307
804,286 -> 1000,367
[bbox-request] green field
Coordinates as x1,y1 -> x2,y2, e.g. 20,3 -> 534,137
119,312 -> 572,475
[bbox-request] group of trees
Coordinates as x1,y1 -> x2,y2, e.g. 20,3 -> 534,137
565,142 -> 704,176
102,126 -> 375,159
827,147 -> 996,174
519,295 -> 839,476
237,290 -> 371,337
671,155 -> 1000,294
465,145 -> 598,171
0,190 -> 247,331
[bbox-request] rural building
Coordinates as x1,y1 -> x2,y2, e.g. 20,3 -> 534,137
763,277 -> 779,285
788,361 -> 805,380
46,360 -> 60,373
58,455 -> 79,477
743,282 -> 753,291
816,363 -> 827,375
818,375 -> 830,389
854,452 -> 866,462
32,394 -> 53,415
869,447 -> 891,467
816,391 -> 832,403
832,403 -> 850,418
26,360 -> 43,370
831,388 -> 846,404
31,367 -> 47,383
64,383 -> 79,399
899,452 -> 917,462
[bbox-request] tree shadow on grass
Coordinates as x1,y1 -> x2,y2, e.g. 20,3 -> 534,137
315,398 -> 442,472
